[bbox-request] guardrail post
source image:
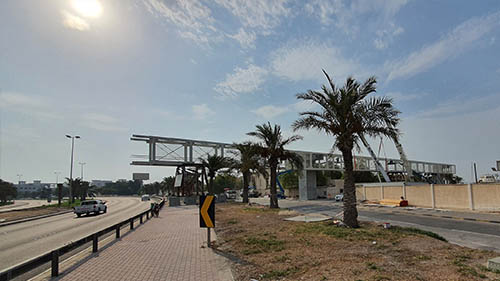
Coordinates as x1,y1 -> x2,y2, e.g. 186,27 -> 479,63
130,218 -> 134,230
140,214 -> 143,224
51,250 -> 59,277
116,225 -> 120,239
92,234 -> 98,253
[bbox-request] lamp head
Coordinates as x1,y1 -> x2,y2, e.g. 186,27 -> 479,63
66,135 -> 71,138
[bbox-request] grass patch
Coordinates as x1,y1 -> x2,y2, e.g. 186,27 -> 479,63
227,219 -> 238,225
388,226 -> 447,242
262,266 -> 300,279
243,236 -> 285,255
242,207 -> 280,213
0,201 -> 14,206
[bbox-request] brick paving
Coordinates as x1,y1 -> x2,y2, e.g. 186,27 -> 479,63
58,206 -> 233,281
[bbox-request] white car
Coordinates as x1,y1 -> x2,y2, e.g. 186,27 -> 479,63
141,195 -> 151,201
335,194 -> 344,202
73,200 -> 107,217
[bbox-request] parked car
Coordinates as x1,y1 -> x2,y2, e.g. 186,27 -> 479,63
73,199 -> 107,217
225,190 -> 237,199
141,194 -> 151,201
335,194 -> 344,202
240,187 -> 261,198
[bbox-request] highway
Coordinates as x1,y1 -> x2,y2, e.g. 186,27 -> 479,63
0,196 -> 152,271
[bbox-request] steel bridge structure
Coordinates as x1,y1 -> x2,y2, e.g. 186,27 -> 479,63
131,135 -> 456,199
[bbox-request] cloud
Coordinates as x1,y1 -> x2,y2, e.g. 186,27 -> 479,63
305,0 -> 407,35
0,92 -> 59,119
214,64 -> 268,98
81,113 -> 127,132
215,0 -> 290,31
414,94 -> 500,119
384,91 -> 427,102
192,104 -> 215,120
229,28 -> 257,48
143,0 -> 218,44
252,105 -> 289,119
374,23 -> 404,50
61,10 -> 90,31
271,42 -> 361,82
387,11 -> 500,81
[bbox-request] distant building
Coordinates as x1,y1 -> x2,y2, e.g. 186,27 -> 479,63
15,180 -> 52,192
91,180 -> 113,187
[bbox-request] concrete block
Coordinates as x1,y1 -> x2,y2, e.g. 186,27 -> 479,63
168,197 -> 180,207
488,257 -> 500,271
183,196 -> 197,205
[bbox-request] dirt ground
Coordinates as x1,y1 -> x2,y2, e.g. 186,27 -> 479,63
214,203 -> 500,281
0,207 -> 69,222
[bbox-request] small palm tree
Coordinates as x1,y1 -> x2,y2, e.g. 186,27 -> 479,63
247,123 -> 303,208
231,142 -> 268,203
201,154 -> 232,194
292,70 -> 400,227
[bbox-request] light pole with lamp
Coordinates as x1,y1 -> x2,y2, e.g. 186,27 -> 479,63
66,135 -> 80,203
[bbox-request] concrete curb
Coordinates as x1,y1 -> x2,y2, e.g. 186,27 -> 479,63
360,205 -> 500,225
0,210 -> 73,227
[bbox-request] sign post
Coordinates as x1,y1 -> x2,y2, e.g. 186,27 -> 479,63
199,195 -> 215,247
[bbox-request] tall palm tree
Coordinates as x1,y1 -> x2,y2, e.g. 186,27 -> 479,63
247,123 -> 303,209
292,70 -> 400,228
231,142 -> 268,203
201,154 -> 232,194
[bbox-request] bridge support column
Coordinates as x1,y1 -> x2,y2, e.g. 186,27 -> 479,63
299,170 -> 316,200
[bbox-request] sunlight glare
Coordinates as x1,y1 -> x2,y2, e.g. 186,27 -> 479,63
71,0 -> 103,18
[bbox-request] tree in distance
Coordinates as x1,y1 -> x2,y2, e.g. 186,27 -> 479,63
247,122 -> 303,209
200,154 -> 233,194
231,141 -> 268,203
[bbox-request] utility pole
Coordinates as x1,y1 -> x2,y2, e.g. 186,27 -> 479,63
79,162 -> 86,180
66,135 -> 80,203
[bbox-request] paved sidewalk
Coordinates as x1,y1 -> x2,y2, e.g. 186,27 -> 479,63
58,206 -> 233,281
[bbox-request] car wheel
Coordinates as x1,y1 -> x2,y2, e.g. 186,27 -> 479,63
86,212 -> 90,216
77,213 -> 81,217
103,207 -> 107,213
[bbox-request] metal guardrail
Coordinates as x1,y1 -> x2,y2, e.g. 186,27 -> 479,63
0,200 -> 165,281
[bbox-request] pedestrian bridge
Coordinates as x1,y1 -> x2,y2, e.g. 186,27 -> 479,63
131,134 -> 456,199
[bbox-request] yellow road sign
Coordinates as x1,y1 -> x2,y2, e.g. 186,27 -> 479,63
200,195 -> 215,228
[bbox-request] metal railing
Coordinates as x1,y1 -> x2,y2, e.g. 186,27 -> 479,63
0,200 -> 165,281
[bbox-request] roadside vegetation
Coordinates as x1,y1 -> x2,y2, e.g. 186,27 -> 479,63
216,203 -> 499,281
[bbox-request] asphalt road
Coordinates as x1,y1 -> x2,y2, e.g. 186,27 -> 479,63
250,198 -> 500,252
0,200 -> 51,213
0,196 -> 152,271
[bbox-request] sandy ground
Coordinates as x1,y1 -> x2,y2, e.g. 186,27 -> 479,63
214,203 -> 500,281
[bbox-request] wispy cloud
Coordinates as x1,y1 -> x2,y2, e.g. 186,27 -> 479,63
271,42 -> 361,82
81,113 -> 127,132
387,10 -> 500,81
374,23 -> 404,50
143,0 -> 218,44
229,28 -> 257,49
192,104 -> 215,120
0,92 -> 59,119
61,10 -> 90,31
215,0 -> 290,31
414,93 -> 500,119
384,91 -> 427,102
305,0 -> 407,41
252,105 -> 289,119
214,64 -> 268,98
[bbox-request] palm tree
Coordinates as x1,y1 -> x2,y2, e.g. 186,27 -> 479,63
292,70 -> 400,228
201,154 -> 232,194
247,123 -> 303,209
231,142 -> 268,203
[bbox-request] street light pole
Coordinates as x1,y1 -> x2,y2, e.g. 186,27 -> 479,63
79,162 -> 86,180
66,135 -> 80,203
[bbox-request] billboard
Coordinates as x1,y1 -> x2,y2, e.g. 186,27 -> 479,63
132,173 -> 150,180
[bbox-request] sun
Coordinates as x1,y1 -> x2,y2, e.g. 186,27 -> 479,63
71,0 -> 102,18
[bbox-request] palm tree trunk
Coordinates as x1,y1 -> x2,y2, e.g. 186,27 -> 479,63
242,171 -> 249,203
341,148 -> 359,228
269,164 -> 278,208
209,176 -> 214,195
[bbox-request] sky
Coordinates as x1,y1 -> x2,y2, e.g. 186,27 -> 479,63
1,0 -> 500,184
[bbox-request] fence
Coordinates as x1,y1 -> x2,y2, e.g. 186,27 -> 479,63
0,200 -> 165,281
357,183 -> 500,210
